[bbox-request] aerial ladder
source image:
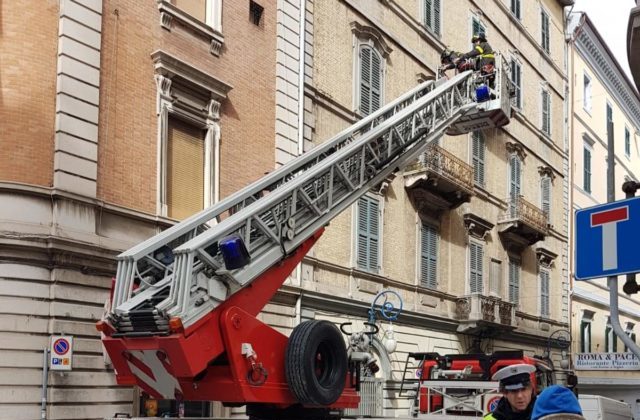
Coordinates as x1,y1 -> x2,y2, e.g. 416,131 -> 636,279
99,55 -> 512,420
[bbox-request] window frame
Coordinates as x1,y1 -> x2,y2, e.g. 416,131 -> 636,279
541,175 -> 551,224
470,15 -> 487,50
583,143 -> 592,194
583,72 -> 592,114
420,223 -> 439,289
422,0 -> 441,36
511,0 -> 521,20
508,153 -> 522,200
540,8 -> 550,53
489,258 -> 502,297
355,195 -> 382,273
356,42 -> 384,117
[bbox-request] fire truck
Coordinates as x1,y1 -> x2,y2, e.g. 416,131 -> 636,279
399,351 -> 554,419
98,56 -> 513,420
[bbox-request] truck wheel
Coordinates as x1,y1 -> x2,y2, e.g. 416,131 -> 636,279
285,320 -> 347,405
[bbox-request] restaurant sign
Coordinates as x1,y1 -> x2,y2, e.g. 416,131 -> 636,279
574,352 -> 640,370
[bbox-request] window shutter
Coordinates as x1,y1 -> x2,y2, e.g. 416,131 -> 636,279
605,325 -> 611,352
509,155 -> 521,199
360,46 -> 372,116
580,322 -> 586,352
433,0 -> 441,36
371,50 -> 382,113
542,90 -> 550,135
509,260 -> 520,305
357,197 -> 379,272
469,242 -> 483,294
541,176 -> 551,222
167,117 -> 205,220
584,148 -> 591,193
511,0 -> 521,18
490,259 -> 502,296
472,18 -> 481,36
424,0 -> 432,29
511,60 -> 522,109
625,128 -> 631,156
541,11 -> 550,52
540,269 -> 550,317
472,131 -> 485,186
421,224 -> 438,289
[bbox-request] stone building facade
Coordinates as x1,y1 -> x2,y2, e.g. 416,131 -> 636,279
568,12 -> 640,418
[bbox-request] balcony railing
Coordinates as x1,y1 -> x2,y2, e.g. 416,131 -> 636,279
455,294 -> 516,328
417,145 -> 474,193
500,195 -> 549,235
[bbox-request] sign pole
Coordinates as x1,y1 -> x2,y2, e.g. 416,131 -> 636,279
605,119 -> 640,359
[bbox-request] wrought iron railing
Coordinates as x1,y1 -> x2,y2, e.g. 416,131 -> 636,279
455,294 -> 516,327
407,144 -> 474,193
500,195 -> 549,235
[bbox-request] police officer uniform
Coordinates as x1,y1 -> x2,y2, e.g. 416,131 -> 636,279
483,364 -> 537,420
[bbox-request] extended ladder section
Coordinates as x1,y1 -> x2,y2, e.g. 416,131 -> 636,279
107,57 -> 511,337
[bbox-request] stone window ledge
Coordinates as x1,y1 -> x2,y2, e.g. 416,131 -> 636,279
157,0 -> 224,56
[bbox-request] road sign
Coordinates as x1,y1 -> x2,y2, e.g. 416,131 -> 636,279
575,197 -> 640,280
50,335 -> 73,371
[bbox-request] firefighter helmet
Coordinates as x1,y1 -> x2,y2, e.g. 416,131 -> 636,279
471,32 -> 486,43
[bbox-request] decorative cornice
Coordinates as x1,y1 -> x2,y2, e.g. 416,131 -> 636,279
350,21 -> 393,58
575,18 -> 640,130
538,165 -> 556,182
463,213 -> 494,240
151,50 -> 233,101
506,141 -> 527,161
536,246 -> 558,268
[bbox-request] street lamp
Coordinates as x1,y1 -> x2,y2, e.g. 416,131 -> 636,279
544,329 -> 571,370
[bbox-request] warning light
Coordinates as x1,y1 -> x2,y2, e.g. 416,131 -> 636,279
169,317 -> 184,333
219,235 -> 251,270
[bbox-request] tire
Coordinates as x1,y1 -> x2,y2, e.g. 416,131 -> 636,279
285,320 -> 348,406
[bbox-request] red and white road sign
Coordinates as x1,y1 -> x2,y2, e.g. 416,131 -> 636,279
590,206 -> 629,271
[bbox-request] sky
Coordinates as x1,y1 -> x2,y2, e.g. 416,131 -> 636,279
572,0 -> 636,80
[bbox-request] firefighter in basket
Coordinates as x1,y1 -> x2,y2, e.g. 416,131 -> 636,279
484,364 -> 537,420
456,32 -> 496,87
439,48 -> 475,78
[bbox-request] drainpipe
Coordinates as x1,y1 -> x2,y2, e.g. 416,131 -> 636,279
41,348 -> 49,420
295,0 -> 307,287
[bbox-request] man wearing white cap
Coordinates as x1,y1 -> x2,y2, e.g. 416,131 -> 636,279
483,364 -> 537,420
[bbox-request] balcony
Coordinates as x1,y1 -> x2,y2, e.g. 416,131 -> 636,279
404,145 -> 474,214
455,294 -> 517,335
498,196 -> 548,254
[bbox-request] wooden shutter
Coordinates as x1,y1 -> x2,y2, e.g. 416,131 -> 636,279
540,269 -> 550,317
469,242 -> 483,294
581,321 -> 591,353
360,46 -> 372,116
583,147 -> 591,193
625,128 -> 631,156
541,11 -> 550,52
511,60 -> 522,108
509,154 -> 521,199
167,117 -> 205,220
490,259 -> 502,296
541,176 -> 551,222
421,224 -> 438,289
433,0 -> 441,35
511,0 -> 521,18
371,50 -> 382,113
357,197 -> 380,272
508,260 -> 520,305
542,90 -> 550,135
173,0 -> 206,21
424,0 -> 441,35
472,131 -> 485,186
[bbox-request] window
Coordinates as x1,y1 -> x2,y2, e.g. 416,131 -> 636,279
541,175 -> 551,223
509,154 -> 522,200
510,59 -> 522,109
153,51 -> 230,220
358,45 -> 383,116
356,196 -> 380,272
471,17 -> 486,46
420,224 -> 438,289
490,259 -> 502,297
508,259 -> 520,305
583,73 -> 592,113
605,318 -> 618,353
583,146 -> 592,193
423,0 -> 441,36
541,9 -> 550,53
469,242 -> 484,294
171,0 -> 223,31
539,268 -> 550,318
607,102 -> 613,124
167,117 -> 206,219
511,0 -> 521,19
580,319 -> 591,352
625,126 -> 631,157
249,0 -> 264,26
472,131 -> 485,186
541,88 -> 550,136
